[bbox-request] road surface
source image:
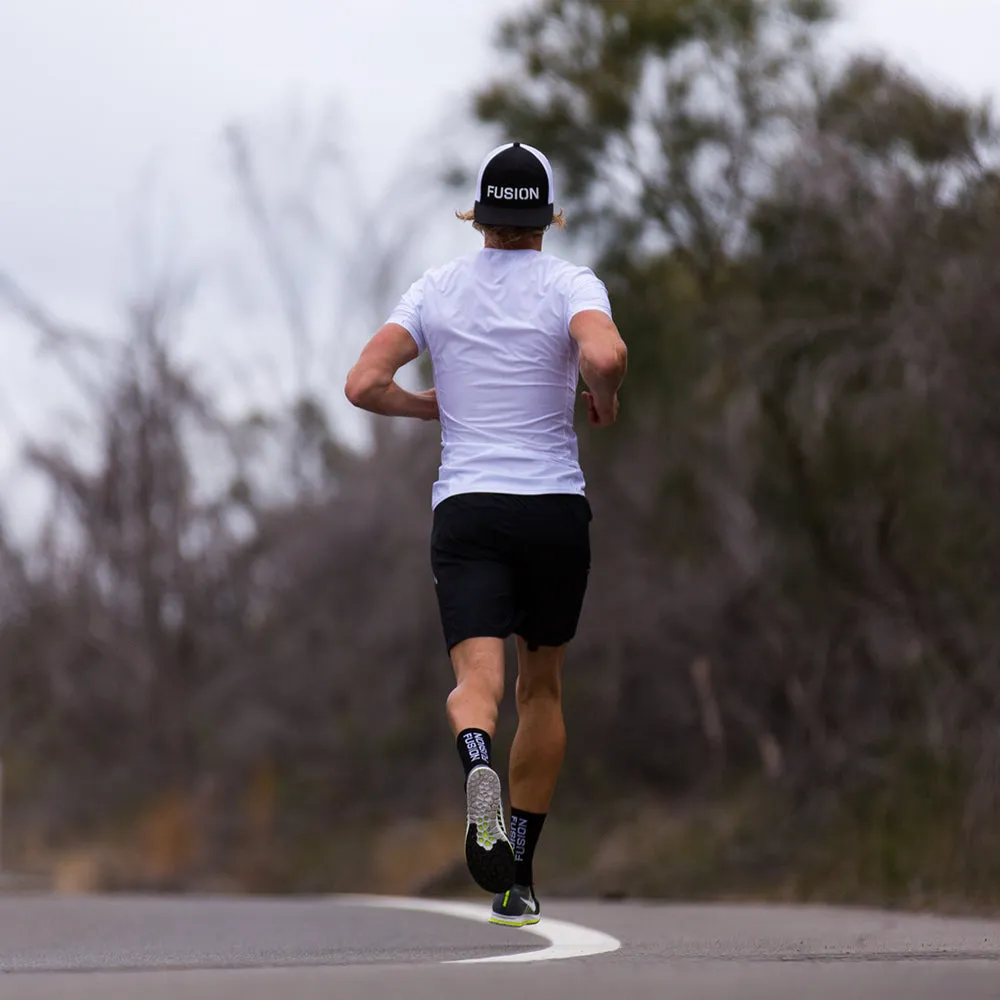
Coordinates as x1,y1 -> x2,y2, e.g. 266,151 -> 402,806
0,893 -> 998,999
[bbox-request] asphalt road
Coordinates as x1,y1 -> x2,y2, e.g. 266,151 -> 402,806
1,893 -> 999,999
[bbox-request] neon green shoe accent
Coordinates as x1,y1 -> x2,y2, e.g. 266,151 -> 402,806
488,912 -> 541,928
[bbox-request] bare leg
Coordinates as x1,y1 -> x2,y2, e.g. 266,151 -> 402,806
446,636 -> 505,737
509,637 -> 567,813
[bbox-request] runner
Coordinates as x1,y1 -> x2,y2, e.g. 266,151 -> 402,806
345,141 -> 627,926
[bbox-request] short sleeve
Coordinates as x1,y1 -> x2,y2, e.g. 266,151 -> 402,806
386,275 -> 427,353
566,267 -> 613,327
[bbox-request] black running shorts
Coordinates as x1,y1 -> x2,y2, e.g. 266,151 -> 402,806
430,492 -> 592,652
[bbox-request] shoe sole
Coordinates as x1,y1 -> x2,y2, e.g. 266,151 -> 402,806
465,766 -> 514,893
489,912 -> 541,927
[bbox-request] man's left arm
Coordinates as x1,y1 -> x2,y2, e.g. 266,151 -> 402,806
344,323 -> 438,421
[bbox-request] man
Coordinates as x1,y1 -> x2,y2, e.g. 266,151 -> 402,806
345,141 -> 627,926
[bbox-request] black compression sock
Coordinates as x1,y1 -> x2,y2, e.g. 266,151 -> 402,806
456,728 -> 492,777
509,807 -> 546,887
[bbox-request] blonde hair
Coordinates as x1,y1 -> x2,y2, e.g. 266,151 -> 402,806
455,208 -> 567,248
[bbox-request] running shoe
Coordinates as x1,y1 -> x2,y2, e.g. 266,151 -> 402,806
489,883 -> 540,927
464,765 -> 515,893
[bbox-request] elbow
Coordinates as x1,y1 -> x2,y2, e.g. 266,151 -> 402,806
346,365 -> 393,410
589,343 -> 628,381
344,366 -> 372,408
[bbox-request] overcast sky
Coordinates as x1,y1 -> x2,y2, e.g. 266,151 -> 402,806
1,0 -> 999,529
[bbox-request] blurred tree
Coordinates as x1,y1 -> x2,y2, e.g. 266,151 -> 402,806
473,0 -> 1000,876
476,0 -> 993,397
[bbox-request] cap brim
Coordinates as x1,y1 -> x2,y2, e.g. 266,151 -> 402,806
474,202 -> 554,228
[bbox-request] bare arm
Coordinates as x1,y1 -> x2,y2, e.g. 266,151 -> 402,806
569,309 -> 627,427
344,323 -> 438,421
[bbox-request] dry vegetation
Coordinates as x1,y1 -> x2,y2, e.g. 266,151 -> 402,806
1,0 -> 1000,907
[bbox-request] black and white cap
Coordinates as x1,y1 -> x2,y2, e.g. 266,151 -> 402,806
474,141 -> 555,229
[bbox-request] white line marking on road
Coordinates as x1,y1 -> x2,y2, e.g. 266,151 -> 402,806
343,894 -> 622,965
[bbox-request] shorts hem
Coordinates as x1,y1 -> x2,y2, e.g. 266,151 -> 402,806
444,629 -> 512,653
516,632 -> 575,650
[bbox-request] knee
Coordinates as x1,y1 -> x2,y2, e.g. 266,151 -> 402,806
449,670 -> 503,709
515,672 -> 561,705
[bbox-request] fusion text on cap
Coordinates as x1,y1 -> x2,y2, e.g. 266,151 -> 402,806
486,185 -> 541,201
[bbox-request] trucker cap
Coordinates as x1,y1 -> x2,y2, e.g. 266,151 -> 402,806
473,141 -> 555,229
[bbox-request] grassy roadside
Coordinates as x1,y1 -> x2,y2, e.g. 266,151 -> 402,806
6,756 -> 1000,915
540,762 -> 1000,917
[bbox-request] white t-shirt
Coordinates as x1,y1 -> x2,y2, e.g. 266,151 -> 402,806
387,248 -> 613,509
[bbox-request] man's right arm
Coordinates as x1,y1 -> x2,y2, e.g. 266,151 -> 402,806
570,309 -> 628,428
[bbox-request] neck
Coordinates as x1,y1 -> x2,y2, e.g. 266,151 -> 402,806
484,232 -> 544,252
